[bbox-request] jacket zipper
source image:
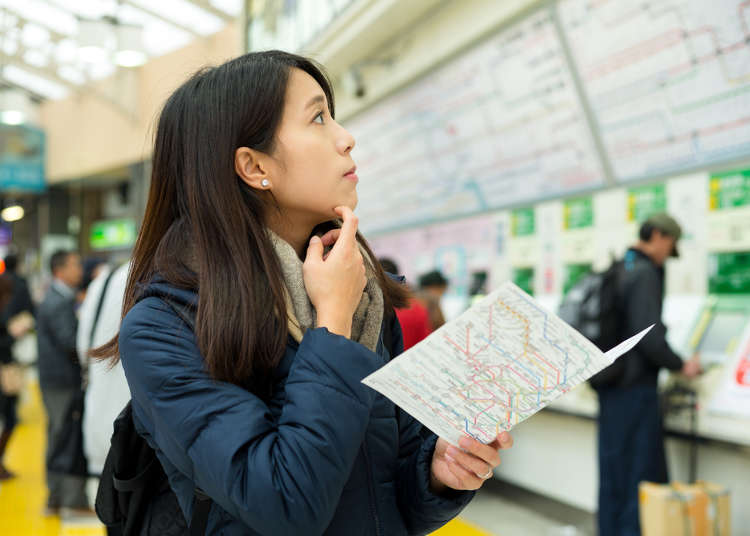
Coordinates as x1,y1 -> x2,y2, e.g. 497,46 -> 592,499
361,444 -> 382,536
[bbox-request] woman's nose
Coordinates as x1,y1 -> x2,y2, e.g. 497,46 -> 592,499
336,125 -> 355,154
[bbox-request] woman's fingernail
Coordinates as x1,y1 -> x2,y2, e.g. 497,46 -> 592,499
444,453 -> 455,463
459,437 -> 472,449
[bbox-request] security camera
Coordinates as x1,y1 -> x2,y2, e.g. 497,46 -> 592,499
341,66 -> 365,99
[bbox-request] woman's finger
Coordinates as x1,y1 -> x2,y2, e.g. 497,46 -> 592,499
446,445 -> 494,479
487,431 -> 514,451
319,229 -> 341,247
458,436 -> 502,467
444,454 -> 482,489
333,206 -> 358,251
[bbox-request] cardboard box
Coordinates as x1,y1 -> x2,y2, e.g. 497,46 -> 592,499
639,481 -> 730,536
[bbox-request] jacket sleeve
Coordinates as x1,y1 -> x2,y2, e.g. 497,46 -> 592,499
119,298 -> 382,536
46,296 -> 79,357
389,317 -> 475,534
624,268 -> 683,371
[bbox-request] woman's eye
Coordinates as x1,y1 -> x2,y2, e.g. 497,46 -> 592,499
313,112 -> 324,124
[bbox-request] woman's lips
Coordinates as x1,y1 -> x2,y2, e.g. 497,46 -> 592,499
344,166 -> 358,182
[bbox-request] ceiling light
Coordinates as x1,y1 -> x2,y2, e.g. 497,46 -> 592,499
0,88 -> 35,125
77,17 -> 111,63
1,110 -> 25,125
1,205 -> 25,223
23,49 -> 49,68
114,49 -> 147,67
114,24 -> 147,67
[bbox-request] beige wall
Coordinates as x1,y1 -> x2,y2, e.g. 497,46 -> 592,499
41,22 -> 242,184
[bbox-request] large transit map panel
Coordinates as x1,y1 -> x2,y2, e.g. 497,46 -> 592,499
559,0 -> 750,182
349,9 -> 605,235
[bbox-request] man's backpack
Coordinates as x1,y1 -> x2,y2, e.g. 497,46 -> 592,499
95,297 -> 211,536
558,261 -> 624,389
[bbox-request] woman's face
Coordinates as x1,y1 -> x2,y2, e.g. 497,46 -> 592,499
268,68 -> 358,227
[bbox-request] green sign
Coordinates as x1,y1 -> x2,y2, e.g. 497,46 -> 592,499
563,263 -> 592,295
709,251 -> 750,294
563,197 -> 593,230
511,208 -> 535,237
513,267 -> 534,296
709,169 -> 750,210
627,183 -> 666,222
90,219 -> 136,250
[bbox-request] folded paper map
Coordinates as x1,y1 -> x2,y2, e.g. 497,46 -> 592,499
363,281 -> 653,445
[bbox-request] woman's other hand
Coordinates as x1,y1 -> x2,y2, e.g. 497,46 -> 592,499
303,206 -> 367,338
430,432 -> 514,493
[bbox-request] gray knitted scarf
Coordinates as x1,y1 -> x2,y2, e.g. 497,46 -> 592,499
267,227 -> 384,352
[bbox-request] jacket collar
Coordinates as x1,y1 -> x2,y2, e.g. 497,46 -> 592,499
52,278 -> 75,298
625,247 -> 665,277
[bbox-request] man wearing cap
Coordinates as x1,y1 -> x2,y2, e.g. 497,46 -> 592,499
597,213 -> 701,536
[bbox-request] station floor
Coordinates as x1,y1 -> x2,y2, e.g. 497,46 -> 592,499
0,378 -> 592,535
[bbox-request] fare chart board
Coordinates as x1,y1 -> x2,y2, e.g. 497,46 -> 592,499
349,9 -> 605,234
559,0 -> 750,181
349,0 -> 750,234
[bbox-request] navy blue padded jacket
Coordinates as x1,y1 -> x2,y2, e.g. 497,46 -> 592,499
118,279 -> 474,535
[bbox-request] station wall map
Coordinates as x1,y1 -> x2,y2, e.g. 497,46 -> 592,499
559,0 -> 750,182
348,9 -> 605,234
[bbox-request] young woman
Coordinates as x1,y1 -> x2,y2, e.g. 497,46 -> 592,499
95,50 -> 513,535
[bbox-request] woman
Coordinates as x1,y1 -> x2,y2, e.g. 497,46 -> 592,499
94,51 -> 513,535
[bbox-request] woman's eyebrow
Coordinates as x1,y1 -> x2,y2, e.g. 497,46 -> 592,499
305,94 -> 326,109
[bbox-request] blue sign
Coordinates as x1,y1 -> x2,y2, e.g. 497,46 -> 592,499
0,124 -> 45,192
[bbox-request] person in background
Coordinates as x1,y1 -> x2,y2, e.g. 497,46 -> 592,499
597,213 -> 701,536
3,254 -> 35,319
0,273 -> 18,479
379,258 -> 432,350
76,262 -> 131,476
418,269 -> 449,330
0,253 -> 36,480
37,250 -> 90,516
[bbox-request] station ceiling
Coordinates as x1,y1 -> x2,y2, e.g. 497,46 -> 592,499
0,0 -> 241,101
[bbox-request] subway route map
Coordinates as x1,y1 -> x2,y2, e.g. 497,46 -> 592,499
559,0 -> 750,181
363,282 -> 652,446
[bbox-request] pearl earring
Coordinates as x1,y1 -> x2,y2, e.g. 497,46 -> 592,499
261,179 -> 269,187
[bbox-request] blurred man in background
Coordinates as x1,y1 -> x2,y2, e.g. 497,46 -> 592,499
597,213 -> 701,536
37,250 -> 89,516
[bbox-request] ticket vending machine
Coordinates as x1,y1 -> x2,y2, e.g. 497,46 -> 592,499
662,294 -> 750,446
688,296 -> 750,370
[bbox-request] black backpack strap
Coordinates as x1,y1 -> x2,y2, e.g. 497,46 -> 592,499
190,490 -> 212,536
111,456 -> 162,493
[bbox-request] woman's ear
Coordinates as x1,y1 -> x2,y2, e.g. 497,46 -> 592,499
235,147 -> 271,190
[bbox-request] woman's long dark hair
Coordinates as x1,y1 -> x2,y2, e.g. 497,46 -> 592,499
92,51 -> 409,397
